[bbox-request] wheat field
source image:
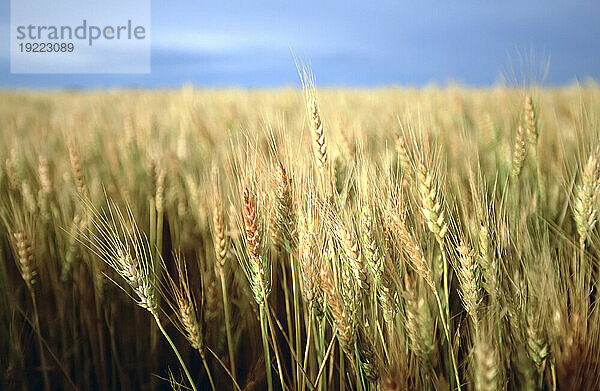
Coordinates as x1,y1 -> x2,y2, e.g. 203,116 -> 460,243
1,81 -> 599,390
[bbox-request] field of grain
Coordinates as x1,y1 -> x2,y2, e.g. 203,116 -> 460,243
1,82 -> 599,390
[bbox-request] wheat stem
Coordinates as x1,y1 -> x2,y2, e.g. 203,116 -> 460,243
206,346 -> 242,391
152,313 -> 198,391
31,291 -> 51,391
217,267 -> 237,382
279,257 -> 295,385
302,310 -> 313,391
259,303 -> 274,391
432,290 -> 461,391
263,296 -> 286,389
291,253 -> 302,390
201,355 -> 216,391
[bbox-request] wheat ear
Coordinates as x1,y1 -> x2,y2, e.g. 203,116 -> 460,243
37,156 -> 52,195
211,197 -> 236,381
478,223 -> 497,299
403,274 -> 435,370
242,187 -> 271,304
12,229 -> 49,391
241,187 -> 286,390
298,213 -> 321,310
81,200 -> 197,391
388,208 -> 434,289
67,141 -> 88,198
320,260 -> 355,357
388,206 -> 461,389
164,254 -> 216,390
573,155 -> 599,248
473,331 -> 498,391
13,230 -> 37,290
300,66 -> 329,193
511,124 -> 528,178
526,319 -> 549,386
524,95 -> 538,147
456,242 -> 481,330
395,135 -> 413,181
308,99 -> 327,175
212,198 -> 229,267
336,224 -> 370,292
271,161 -> 296,251
417,162 -> 448,244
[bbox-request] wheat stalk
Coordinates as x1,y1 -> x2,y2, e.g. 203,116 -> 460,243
10,227 -> 50,391
163,254 -> 216,390
81,199 -> 197,391
240,187 -> 286,390
388,205 -> 461,389
211,196 -> 236,381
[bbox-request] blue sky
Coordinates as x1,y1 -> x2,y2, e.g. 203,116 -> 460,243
1,0 -> 599,88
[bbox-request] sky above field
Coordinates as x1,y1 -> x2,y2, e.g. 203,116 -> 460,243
0,0 -> 599,88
